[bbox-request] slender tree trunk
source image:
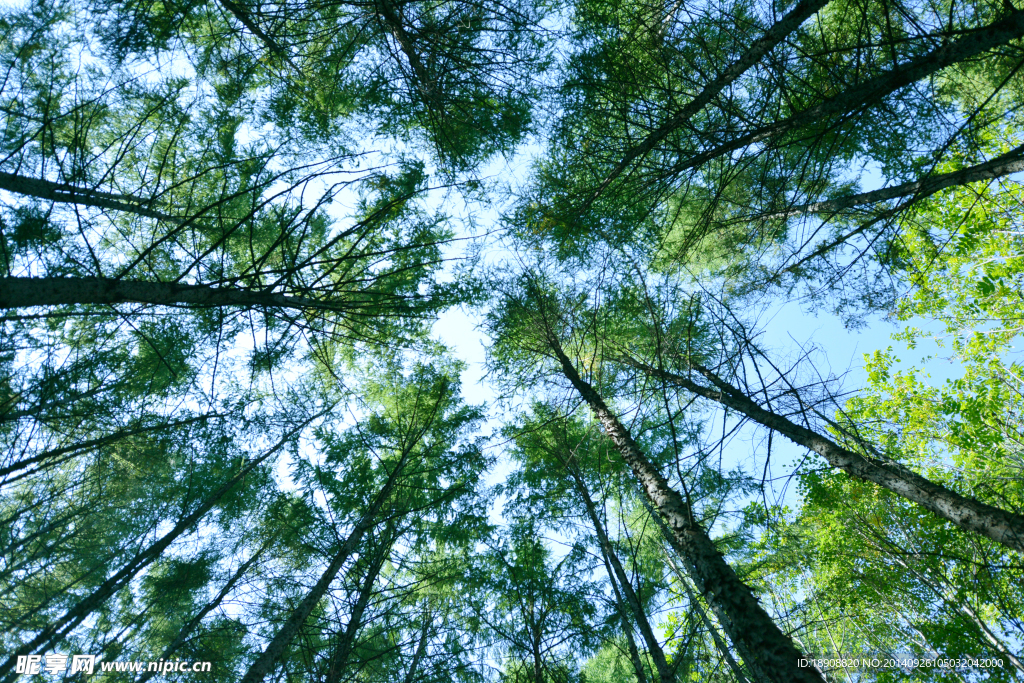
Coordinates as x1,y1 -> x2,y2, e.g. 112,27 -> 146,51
759,143 -> 1024,220
325,531 -> 394,683
0,171 -> 181,223
238,449 -> 412,683
590,0 -> 832,201
0,414 -> 219,481
547,340 -> 822,683
567,466 -> 674,683
0,277 -> 325,311
532,629 -> 544,683
216,0 -> 288,57
625,357 -> 1024,553
376,0 -> 437,102
400,608 -> 433,683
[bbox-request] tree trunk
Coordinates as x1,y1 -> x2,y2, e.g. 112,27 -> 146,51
602,553 -> 652,683
567,465 -> 674,683
590,0 -> 832,201
134,540 -> 272,683
626,358 -> 1024,553
400,608 -> 433,683
547,341 -> 822,683
0,277 -> 320,311
672,11 -> 1024,174
376,0 -> 437,102
641,496 -> 751,683
0,171 -> 181,223
0,414 -> 219,482
759,143 -> 1024,220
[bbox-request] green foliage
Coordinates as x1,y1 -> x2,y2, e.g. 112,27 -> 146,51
5,0 -> 1024,679
775,175 -> 1024,675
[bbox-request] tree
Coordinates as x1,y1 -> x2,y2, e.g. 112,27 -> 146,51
486,272 -> 824,683
477,521 -> 601,683
6,0 -> 1024,676
514,0 -> 1024,318
503,405 -> 675,683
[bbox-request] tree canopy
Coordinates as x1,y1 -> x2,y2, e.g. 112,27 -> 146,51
2,0 -> 1024,680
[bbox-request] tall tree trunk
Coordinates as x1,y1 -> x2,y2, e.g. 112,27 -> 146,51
376,0 -> 438,103
640,495 -> 750,683
532,628 -> 544,683
547,340 -> 822,683
669,11 -> 1024,175
758,143 -> 1024,221
238,448 -> 412,683
625,358 -> 1024,553
400,608 -> 433,683
0,277 -> 321,311
590,0 -> 832,201
0,414 -> 219,481
0,171 -> 181,223
566,465 -> 674,683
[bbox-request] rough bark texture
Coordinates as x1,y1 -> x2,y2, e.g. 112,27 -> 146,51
548,342 -> 823,683
0,277 -> 319,311
761,143 -> 1024,219
641,496 -> 751,683
0,172 -> 181,223
629,358 -> 1024,554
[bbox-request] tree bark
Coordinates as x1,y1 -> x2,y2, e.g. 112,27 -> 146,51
376,0 -> 438,102
0,171 -> 181,223
400,608 -> 433,683
758,143 -> 1024,220
532,620 -> 543,683
625,357 -> 1024,553
602,553 -> 652,683
325,532 -> 394,683
133,540 -> 272,683
668,11 -> 1024,176
0,277 -> 320,311
639,495 -> 751,683
547,340 -> 823,683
